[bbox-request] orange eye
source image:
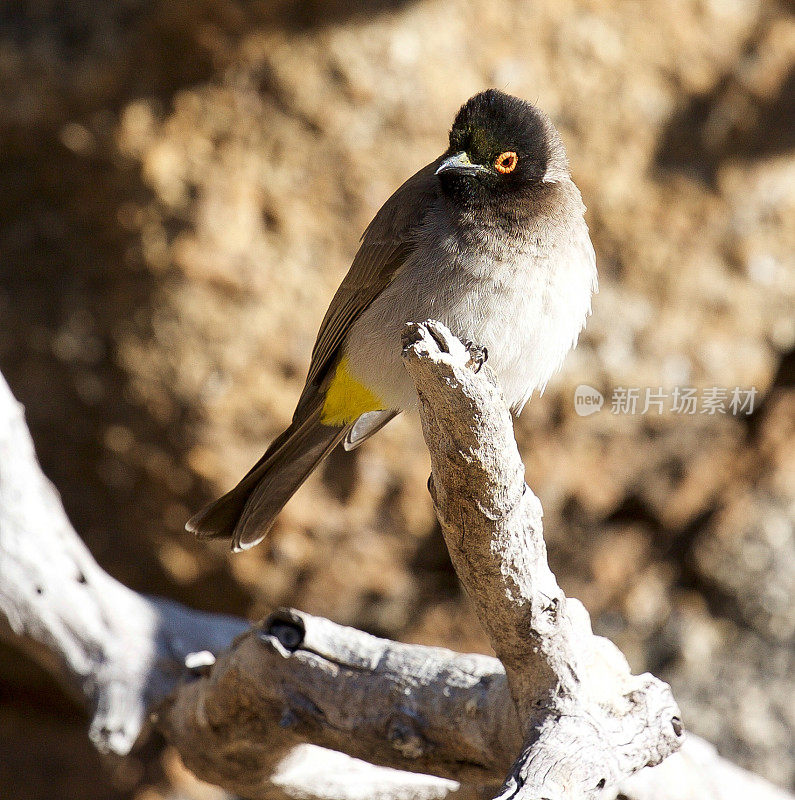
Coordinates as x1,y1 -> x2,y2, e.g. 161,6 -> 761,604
494,151 -> 518,174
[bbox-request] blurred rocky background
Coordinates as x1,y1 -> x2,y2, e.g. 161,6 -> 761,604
0,0 -> 792,797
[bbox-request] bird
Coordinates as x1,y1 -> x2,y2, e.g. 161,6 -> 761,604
187,89 -> 597,552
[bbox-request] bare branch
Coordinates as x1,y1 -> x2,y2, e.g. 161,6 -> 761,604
0,373 -> 248,753
400,321 -> 682,799
159,607 -> 518,786
0,370 -> 463,799
0,333 -> 791,800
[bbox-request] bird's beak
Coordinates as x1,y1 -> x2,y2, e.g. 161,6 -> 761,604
435,152 -> 490,177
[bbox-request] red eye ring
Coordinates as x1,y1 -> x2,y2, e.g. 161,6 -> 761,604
494,151 -> 518,174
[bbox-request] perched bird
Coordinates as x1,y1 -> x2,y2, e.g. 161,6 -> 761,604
187,89 -> 597,551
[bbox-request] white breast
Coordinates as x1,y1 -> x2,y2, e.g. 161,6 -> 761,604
345,193 -> 597,413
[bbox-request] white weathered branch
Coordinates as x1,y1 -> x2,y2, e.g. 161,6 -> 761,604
152,606 -> 793,800
0,373 -> 248,754
402,321 -> 681,799
0,370 -> 461,800
0,327 -> 791,800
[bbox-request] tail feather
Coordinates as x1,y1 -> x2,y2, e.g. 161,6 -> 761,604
186,406 -> 346,551
232,418 -> 346,551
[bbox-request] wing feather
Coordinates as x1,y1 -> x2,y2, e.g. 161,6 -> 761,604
295,159 -> 441,414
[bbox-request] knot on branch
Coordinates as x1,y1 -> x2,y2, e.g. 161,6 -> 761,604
261,608 -> 306,654
387,714 -> 428,759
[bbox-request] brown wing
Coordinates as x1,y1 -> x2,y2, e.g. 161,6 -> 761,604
295,158 -> 441,415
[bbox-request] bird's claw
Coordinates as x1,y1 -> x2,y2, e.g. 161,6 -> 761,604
403,322 -> 487,374
464,340 -> 488,373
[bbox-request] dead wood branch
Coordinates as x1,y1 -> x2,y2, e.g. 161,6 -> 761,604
0,326 -> 791,800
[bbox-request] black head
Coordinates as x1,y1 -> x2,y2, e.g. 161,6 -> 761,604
437,89 -> 568,213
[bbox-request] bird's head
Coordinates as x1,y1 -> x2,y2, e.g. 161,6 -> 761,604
437,89 -> 569,213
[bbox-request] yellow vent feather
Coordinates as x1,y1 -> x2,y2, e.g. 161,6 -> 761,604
321,356 -> 383,425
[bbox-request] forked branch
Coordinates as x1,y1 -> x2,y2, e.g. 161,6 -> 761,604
0,325 -> 791,800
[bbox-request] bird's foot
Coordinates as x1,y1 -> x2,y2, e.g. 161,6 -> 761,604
402,321 -> 489,373
463,340 -> 489,373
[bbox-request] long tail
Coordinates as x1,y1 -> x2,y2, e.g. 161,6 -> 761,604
186,404 -> 346,552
